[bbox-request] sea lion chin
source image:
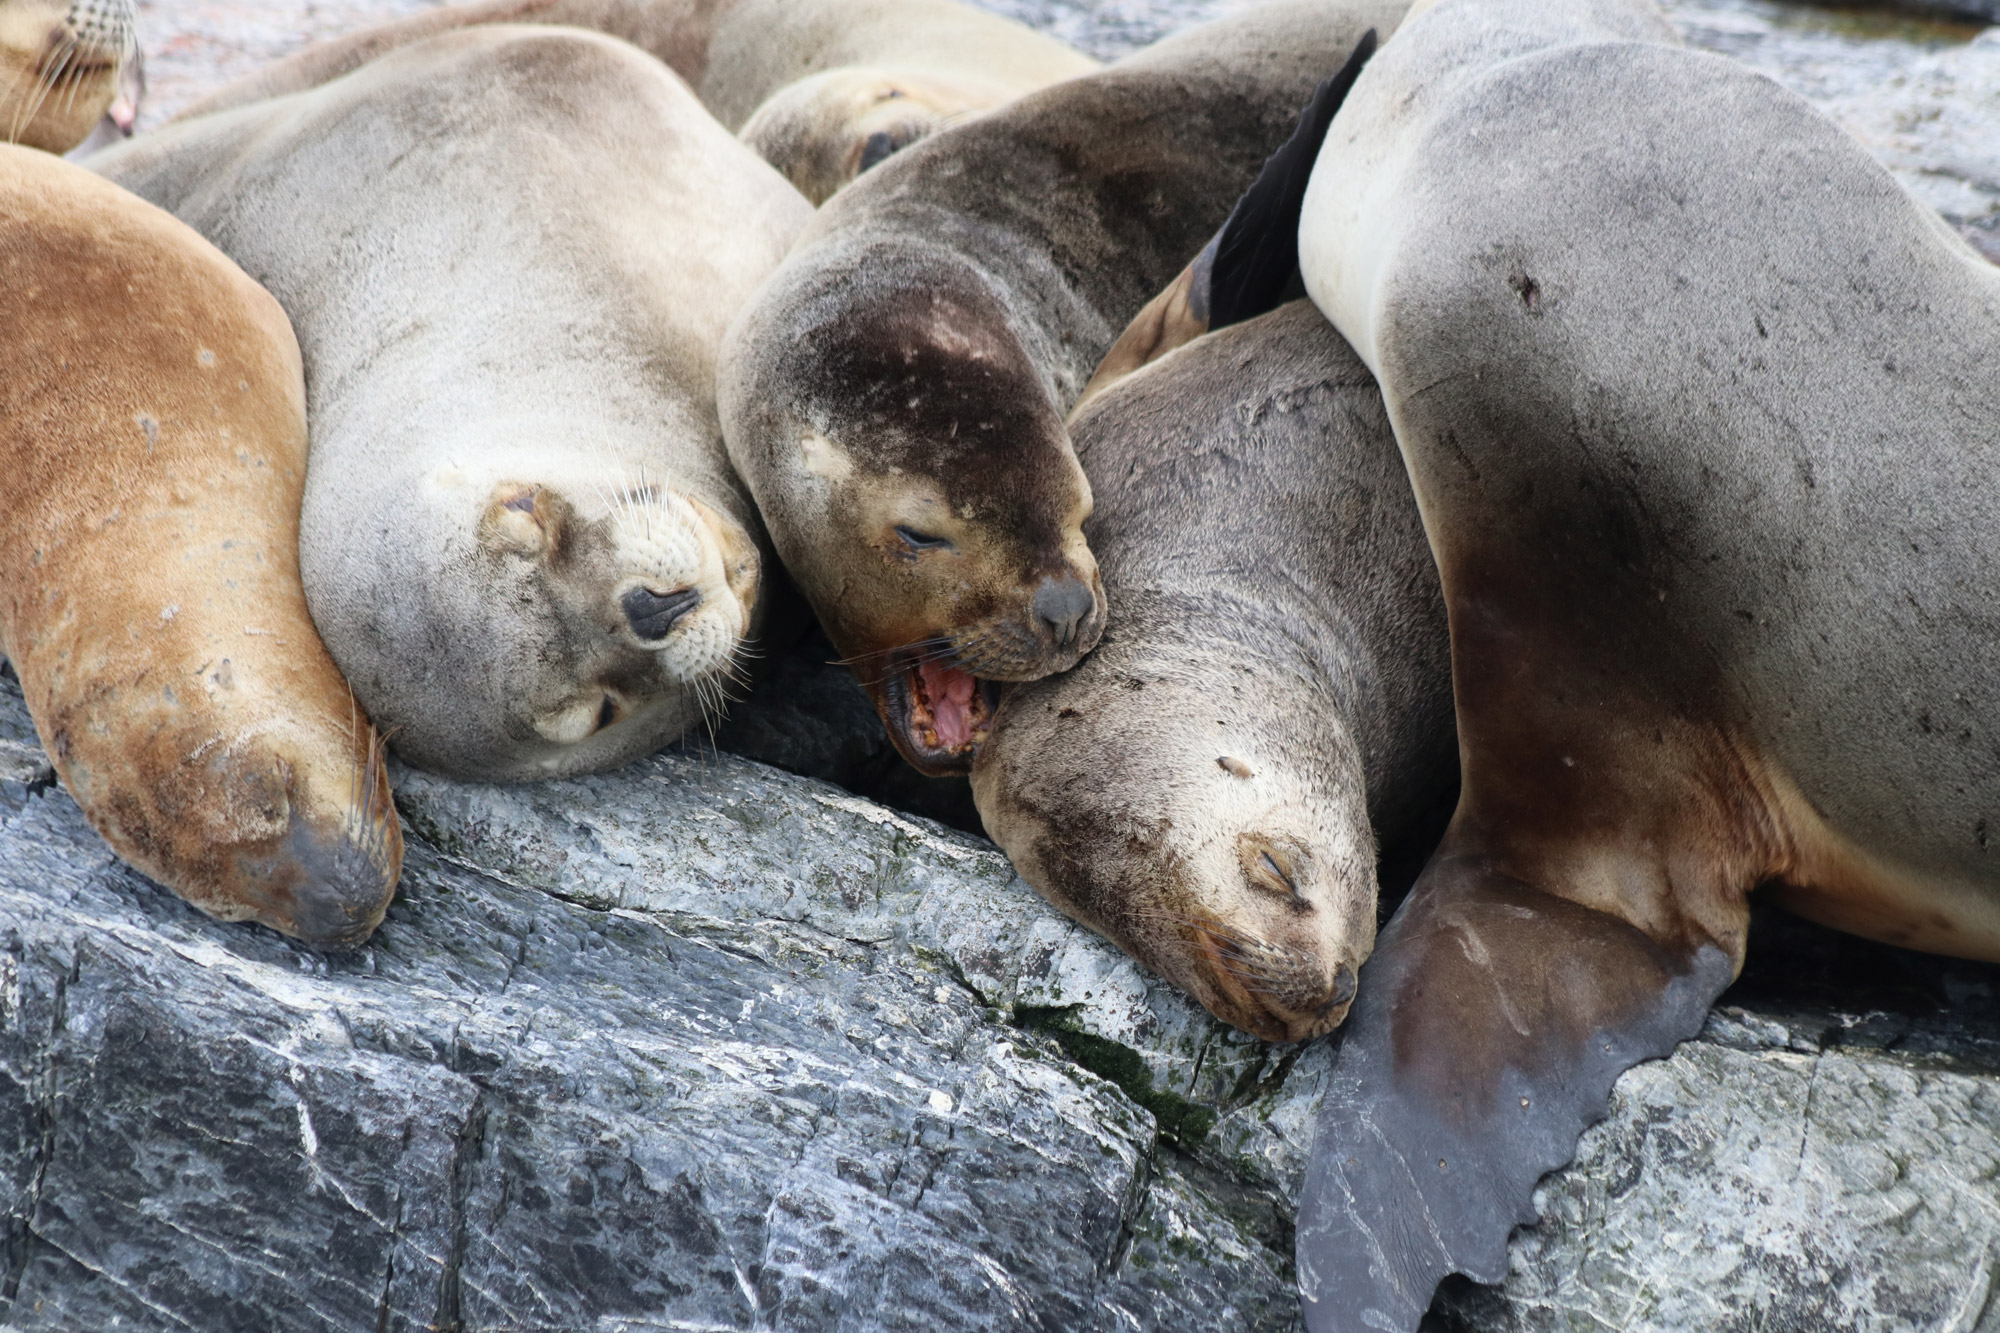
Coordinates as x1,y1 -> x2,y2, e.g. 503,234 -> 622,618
0,145 -> 401,949
1,0 -> 135,154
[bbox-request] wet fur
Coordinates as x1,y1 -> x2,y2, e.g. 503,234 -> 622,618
972,303 -> 1454,1043
92,29 -> 812,780
0,145 -> 400,946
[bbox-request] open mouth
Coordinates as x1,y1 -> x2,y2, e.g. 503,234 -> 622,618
875,646 -> 1001,777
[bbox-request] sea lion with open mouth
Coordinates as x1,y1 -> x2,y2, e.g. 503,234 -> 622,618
0,145 -> 401,947
94,28 -> 812,781
718,0 -> 1410,779
971,300 -> 1454,1044
1,0 -> 134,154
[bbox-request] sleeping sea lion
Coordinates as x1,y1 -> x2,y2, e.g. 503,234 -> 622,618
717,0 -> 1410,779
971,301 -> 1454,1045
1239,0 -> 2000,1327
0,144 -> 400,947
167,0 -> 1096,202
93,28 -> 813,781
2,0 -> 134,153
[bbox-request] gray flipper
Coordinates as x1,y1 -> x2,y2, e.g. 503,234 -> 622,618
1295,856 -> 1735,1332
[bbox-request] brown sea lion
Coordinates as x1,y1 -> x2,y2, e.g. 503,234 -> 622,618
717,0 -> 1410,780
167,0 -> 1095,201
93,28 -> 813,782
1253,0 -> 2000,1327
0,144 -> 400,948
1,0 -> 134,154
971,301 -> 1454,1044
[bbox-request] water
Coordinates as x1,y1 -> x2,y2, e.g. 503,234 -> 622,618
128,0 -> 2000,257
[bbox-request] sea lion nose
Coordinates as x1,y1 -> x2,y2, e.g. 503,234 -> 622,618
1032,575 -> 1094,648
622,586 -> 701,642
1324,963 -> 1358,1012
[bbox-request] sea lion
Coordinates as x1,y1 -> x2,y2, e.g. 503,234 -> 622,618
1233,1 -> 2000,1327
717,0 -> 1410,779
970,301 -> 1454,1044
168,0 -> 1096,201
93,28 -> 813,781
65,41 -> 139,157
0,144 -> 400,947
1,0 -> 134,153
736,64 -> 1017,206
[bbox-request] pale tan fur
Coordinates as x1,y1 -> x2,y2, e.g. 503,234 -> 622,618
0,0 -> 132,153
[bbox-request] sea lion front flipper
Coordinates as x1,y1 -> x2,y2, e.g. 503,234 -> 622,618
1206,29 -> 1377,329
1295,855 -> 1737,1333
1071,32 -> 1378,414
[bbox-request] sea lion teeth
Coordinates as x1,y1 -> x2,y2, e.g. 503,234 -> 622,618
721,0 -> 1408,778
0,144 -> 401,948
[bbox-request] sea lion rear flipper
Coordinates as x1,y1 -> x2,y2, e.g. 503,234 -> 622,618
1294,855 -> 1736,1332
1072,32 -> 1378,414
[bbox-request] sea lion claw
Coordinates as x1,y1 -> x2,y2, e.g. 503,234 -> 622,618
1296,860 -> 1735,1332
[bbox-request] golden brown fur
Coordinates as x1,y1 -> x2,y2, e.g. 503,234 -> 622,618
0,145 -> 400,947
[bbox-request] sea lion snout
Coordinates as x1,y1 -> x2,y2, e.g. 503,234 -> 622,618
622,585 -> 702,642
1,0 -> 134,153
1032,575 -> 1095,651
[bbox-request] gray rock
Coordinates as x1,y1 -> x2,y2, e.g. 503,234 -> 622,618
5,649 -> 1998,1332
0,668 -> 1319,1333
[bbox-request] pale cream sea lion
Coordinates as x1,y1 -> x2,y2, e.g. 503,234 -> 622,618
972,301 -> 1454,1044
1,0 -> 134,153
169,0 -> 1096,201
718,0 -> 1409,778
94,28 -> 813,781
0,144 -> 400,948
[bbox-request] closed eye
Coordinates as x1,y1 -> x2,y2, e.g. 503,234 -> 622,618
895,525 -> 953,553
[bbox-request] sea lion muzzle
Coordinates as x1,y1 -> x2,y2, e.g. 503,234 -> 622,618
1032,575 -> 1095,651
622,585 -> 702,642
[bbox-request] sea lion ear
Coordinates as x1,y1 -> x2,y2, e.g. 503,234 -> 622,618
1295,856 -> 1736,1333
1207,30 -> 1377,330
481,483 -> 551,556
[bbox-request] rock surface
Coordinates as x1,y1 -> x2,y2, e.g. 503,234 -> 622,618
5,654 -> 2000,1332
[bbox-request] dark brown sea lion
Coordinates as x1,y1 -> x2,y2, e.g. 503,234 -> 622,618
1255,0 -> 2000,1327
0,144 -> 400,947
717,0 -> 1410,780
971,301 -> 1454,1044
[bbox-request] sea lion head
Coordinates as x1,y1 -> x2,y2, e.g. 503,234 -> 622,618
0,0 -> 135,154
738,65 -> 1016,206
309,444 -> 761,783
972,629 -> 1376,1043
721,241 -> 1104,778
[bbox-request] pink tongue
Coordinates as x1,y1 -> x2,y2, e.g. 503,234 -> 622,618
918,660 -> 978,750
